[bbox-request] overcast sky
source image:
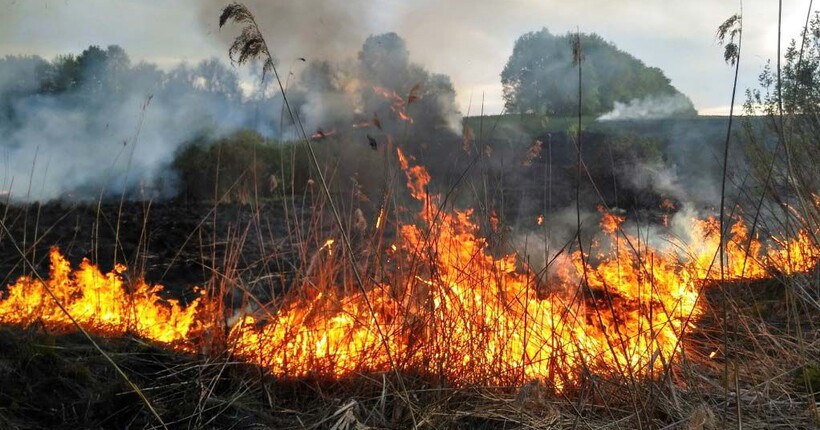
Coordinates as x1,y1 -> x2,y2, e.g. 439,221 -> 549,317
1,0 -> 814,115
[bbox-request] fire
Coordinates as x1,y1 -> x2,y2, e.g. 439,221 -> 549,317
375,207 -> 384,229
226,153 -> 816,385
373,86 -> 414,123
0,153 -> 817,389
688,216 -> 818,279
311,128 -> 337,139
0,250 -> 208,349
600,209 -> 623,234
766,229 -> 818,275
397,111 -> 413,123
320,239 -> 335,256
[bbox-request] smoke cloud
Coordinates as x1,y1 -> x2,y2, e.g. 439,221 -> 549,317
199,1 -> 463,135
0,48 -> 277,201
261,30 -> 464,198
598,93 -> 697,120
0,27 -> 464,203
198,1 -> 380,65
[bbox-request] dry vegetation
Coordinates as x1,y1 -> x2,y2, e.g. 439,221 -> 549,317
0,3 -> 818,430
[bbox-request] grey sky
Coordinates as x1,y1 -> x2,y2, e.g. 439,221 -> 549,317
1,0 -> 813,115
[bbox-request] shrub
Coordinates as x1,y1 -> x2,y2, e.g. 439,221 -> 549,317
172,129 -> 309,203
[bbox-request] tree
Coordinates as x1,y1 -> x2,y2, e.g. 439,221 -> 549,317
501,29 -> 695,117
0,55 -> 51,95
0,44 -> 286,200
0,55 -> 54,122
45,54 -> 80,93
744,12 -> 820,231
748,13 -> 820,118
75,45 -> 131,98
359,33 -> 460,129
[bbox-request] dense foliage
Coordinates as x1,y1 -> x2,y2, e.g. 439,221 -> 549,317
747,13 -> 820,118
501,29 -> 695,117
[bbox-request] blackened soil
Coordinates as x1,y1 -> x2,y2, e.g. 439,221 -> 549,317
0,199 -> 301,304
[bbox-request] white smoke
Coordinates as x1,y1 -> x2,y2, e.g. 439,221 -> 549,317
598,93 -> 696,121
621,160 -> 686,200
0,51 -> 282,202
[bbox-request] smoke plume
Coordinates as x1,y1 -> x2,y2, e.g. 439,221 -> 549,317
0,48 -> 277,201
598,93 -> 696,120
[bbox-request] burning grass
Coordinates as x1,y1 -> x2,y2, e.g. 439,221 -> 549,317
0,149 -> 817,428
0,270 -> 816,428
0,4 -> 817,427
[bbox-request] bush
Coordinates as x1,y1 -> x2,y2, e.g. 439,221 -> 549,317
172,129 -> 309,203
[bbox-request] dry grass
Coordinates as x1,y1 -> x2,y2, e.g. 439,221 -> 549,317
0,4 -> 818,429
0,274 -> 816,430
0,172 -> 816,428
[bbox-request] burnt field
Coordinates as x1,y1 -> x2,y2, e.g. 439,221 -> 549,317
0,115 -> 741,294
0,185 -> 412,312
0,115 -> 731,302
0,194 -> 817,429
467,116 -> 765,216
0,200 -> 306,303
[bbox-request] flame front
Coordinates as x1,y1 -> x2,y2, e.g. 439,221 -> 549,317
0,251 -> 208,348
0,154 -> 817,389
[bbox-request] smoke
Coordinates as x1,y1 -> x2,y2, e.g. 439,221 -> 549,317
598,93 -> 696,120
512,199 -> 736,289
283,33 -> 462,134
512,206 -> 598,274
615,159 -> 690,205
0,48 -> 277,202
266,31 -> 463,200
627,159 -> 722,207
0,19 -> 463,203
607,121 -> 735,209
199,0 -> 380,65
200,1 -> 461,136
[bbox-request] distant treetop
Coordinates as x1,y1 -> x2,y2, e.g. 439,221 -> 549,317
501,28 -> 696,117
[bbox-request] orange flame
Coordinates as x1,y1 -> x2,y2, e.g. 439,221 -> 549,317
0,250 -> 209,349
375,207 -> 384,229
320,238 -> 335,256
373,86 -> 414,123
397,111 -> 414,123
600,210 -> 624,234
0,157 -> 817,390
311,128 -> 337,139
